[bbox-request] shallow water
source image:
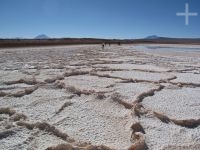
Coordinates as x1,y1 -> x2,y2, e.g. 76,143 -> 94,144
133,45 -> 200,52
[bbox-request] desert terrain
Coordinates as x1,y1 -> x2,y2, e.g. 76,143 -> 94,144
0,44 -> 200,150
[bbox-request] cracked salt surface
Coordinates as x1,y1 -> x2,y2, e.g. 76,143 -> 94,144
0,44 -> 200,150
97,70 -> 174,82
142,88 -> 200,120
53,95 -> 133,149
171,73 -> 200,84
94,63 -> 170,72
28,131 -> 66,150
0,127 -> 31,150
140,116 -> 200,150
0,88 -> 71,121
113,82 -> 159,103
35,69 -> 64,83
63,75 -> 121,92
0,83 -> 33,91
0,70 -> 29,84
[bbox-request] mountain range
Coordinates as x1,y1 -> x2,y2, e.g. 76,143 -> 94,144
34,34 -> 50,39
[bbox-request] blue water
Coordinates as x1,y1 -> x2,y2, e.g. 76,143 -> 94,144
133,45 -> 200,52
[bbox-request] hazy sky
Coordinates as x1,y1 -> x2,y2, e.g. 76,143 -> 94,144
0,0 -> 199,39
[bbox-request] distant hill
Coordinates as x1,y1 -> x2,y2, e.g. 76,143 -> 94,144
144,35 -> 200,41
34,34 -> 50,39
145,35 -> 161,39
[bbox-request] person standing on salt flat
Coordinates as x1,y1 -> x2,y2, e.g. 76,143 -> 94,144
102,43 -> 105,49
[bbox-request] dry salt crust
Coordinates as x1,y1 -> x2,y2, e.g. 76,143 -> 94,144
63,75 -> 121,92
0,86 -> 34,95
53,95 -> 133,150
28,131 -> 66,150
0,70 -> 29,84
0,83 -> 33,91
94,63 -> 170,72
0,126 -> 31,150
113,82 -> 159,103
96,70 -> 174,82
0,122 -> 65,150
0,44 -> 200,150
171,73 -> 200,84
34,69 -> 64,83
142,87 -> 200,120
140,116 -> 200,150
0,88 -> 71,121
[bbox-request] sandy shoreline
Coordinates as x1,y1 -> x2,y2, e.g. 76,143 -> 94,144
0,44 -> 200,150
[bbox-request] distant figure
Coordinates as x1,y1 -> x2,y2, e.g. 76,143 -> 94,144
109,42 -> 111,46
118,42 -> 121,46
102,43 -> 105,49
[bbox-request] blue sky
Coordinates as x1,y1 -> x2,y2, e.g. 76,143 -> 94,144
0,0 -> 199,39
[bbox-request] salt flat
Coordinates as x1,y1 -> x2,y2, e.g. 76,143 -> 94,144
0,44 -> 200,150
